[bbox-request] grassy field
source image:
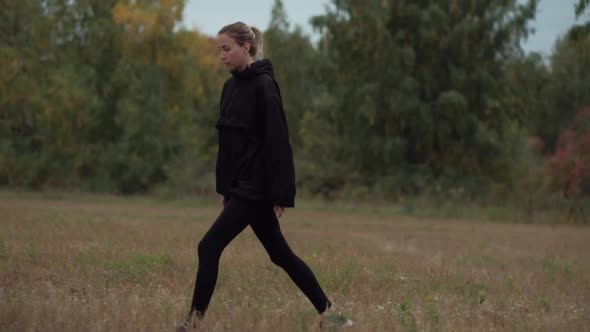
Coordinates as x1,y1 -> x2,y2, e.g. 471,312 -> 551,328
0,191 -> 589,331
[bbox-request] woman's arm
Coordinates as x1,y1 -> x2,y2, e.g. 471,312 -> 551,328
261,78 -> 296,208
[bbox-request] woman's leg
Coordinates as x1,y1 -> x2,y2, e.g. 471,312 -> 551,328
249,203 -> 331,314
189,196 -> 252,316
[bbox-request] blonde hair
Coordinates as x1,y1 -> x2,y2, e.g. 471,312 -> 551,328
218,22 -> 264,60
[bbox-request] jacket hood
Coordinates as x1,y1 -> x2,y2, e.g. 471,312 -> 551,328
231,59 -> 274,79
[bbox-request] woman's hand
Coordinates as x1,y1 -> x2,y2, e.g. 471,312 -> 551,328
274,206 -> 285,218
220,195 -> 226,207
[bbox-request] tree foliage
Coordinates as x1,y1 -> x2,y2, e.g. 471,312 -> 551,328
0,0 -> 224,192
576,0 -> 589,18
306,0 -> 538,197
1,0 -> 588,201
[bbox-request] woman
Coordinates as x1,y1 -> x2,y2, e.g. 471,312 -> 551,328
177,22 -> 352,331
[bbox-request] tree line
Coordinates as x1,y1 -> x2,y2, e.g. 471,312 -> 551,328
1,0 -> 589,205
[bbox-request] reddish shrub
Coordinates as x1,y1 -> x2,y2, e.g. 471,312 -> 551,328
545,108 -> 590,197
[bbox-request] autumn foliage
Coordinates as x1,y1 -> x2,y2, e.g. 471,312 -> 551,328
545,108 -> 590,197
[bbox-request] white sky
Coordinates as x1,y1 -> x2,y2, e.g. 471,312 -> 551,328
182,0 -> 581,56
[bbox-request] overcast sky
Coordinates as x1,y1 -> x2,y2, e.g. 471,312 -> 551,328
182,0 -> 581,56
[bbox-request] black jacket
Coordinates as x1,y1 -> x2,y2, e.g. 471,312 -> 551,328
215,59 -> 296,207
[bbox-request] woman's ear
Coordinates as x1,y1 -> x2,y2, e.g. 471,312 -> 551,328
243,42 -> 251,53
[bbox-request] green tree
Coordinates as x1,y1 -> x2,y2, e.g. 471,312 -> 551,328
570,0 -> 590,42
264,0 -> 320,150
0,0 -> 59,187
0,0 -> 224,193
575,0 -> 589,18
308,0 -> 539,197
99,0 -> 223,193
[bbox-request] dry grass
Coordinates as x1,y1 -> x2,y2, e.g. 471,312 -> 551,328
1,191 -> 589,331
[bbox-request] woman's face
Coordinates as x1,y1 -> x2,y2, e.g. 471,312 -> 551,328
217,33 -> 250,71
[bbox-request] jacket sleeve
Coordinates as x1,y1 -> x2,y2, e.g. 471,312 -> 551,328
219,80 -> 229,114
261,78 -> 296,207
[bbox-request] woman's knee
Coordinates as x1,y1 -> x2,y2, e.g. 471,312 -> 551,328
269,251 -> 298,268
198,236 -> 219,260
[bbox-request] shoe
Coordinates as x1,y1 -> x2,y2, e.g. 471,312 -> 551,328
320,305 -> 354,330
175,320 -> 191,332
176,310 -> 202,332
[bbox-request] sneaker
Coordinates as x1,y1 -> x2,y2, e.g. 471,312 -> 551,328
175,320 -> 191,332
320,305 -> 354,330
176,310 -> 202,332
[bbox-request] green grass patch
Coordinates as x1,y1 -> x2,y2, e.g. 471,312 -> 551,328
0,239 -> 8,260
536,296 -> 551,313
465,282 -> 488,304
79,251 -> 101,266
334,257 -> 357,296
542,256 -> 574,279
457,254 -> 504,267
105,252 -> 174,281
23,245 -> 40,263
398,300 -> 417,332
425,296 -> 439,324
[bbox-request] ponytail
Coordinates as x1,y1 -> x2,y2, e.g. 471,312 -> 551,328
250,26 -> 264,60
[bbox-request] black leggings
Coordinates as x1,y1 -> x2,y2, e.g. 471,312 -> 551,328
189,194 -> 331,316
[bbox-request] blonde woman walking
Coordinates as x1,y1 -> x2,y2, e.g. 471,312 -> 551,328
177,22 -> 353,331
